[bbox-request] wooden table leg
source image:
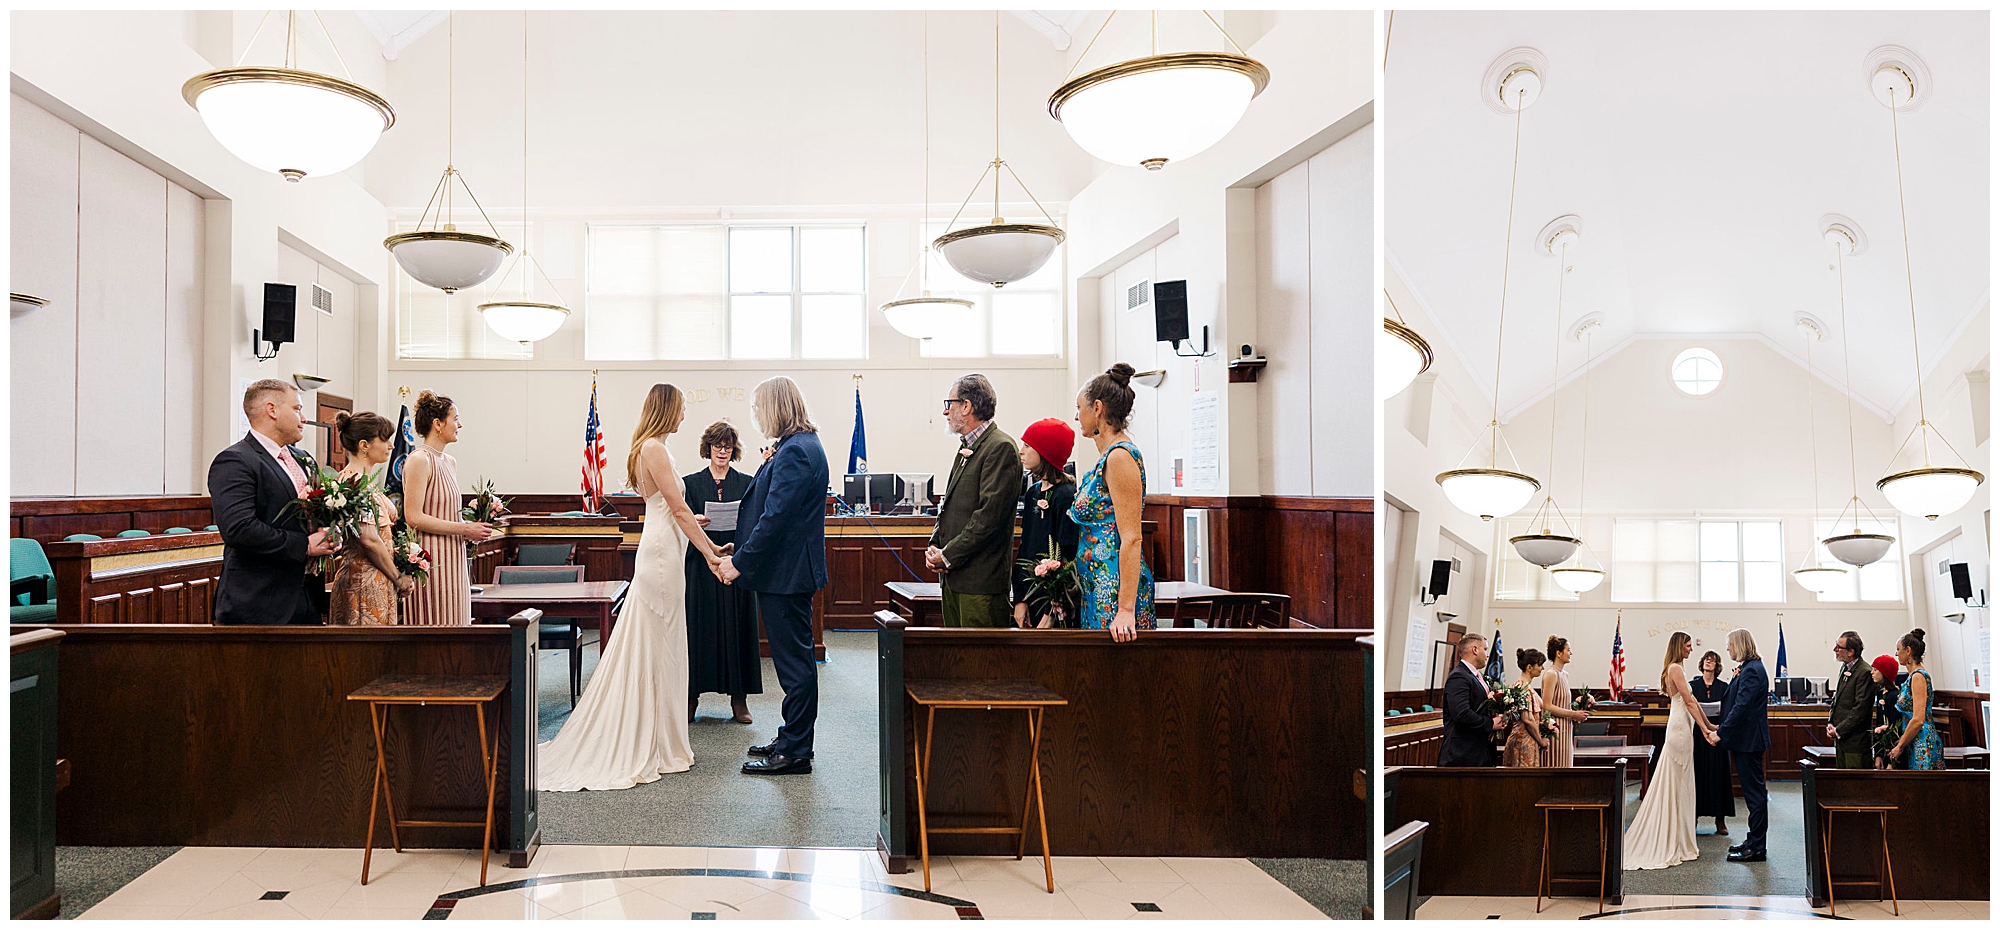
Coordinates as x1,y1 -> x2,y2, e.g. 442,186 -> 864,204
1824,809 -> 1836,917
1030,707 -> 1053,894
914,706 -> 937,892
362,702 -> 385,885
1536,807 -> 1548,914
1879,811 -> 1897,915
1596,807 -> 1606,914
476,702 -> 496,886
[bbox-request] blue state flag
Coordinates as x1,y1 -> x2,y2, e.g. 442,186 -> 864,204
1485,630 -> 1506,690
1774,619 -> 1788,684
387,403 -> 415,496
847,384 -> 867,474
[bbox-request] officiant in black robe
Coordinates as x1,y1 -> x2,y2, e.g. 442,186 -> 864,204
683,422 -> 764,723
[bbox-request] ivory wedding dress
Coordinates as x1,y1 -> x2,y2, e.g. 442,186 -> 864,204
538,445 -> 695,790
1622,692 -> 1699,869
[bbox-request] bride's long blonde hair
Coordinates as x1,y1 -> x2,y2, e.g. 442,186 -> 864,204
1661,631 -> 1691,691
626,383 -> 685,491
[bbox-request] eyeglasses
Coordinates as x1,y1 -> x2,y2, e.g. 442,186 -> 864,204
940,398 -> 966,412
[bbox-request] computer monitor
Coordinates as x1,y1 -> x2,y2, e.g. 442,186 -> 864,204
896,474 -> 935,514
841,473 -> 902,513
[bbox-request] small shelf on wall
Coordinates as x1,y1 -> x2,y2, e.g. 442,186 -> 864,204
1227,356 -> 1268,383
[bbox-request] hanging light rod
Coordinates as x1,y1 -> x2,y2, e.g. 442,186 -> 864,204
1511,215 -> 1584,568
385,13 -> 511,294
478,11 -> 570,344
934,12 -> 1065,288
882,11 -> 974,340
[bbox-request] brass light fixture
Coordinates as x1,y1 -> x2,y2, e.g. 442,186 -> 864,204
1548,314 -> 1605,594
1380,291 -> 1434,399
933,13 -> 1065,288
1047,11 -> 1269,170
1821,221 -> 1895,568
1790,314 -> 1847,593
1866,56 -> 1984,521
881,12 -> 973,341
384,13 -> 512,294
182,11 -> 394,182
476,13 -> 571,344
1510,218 -> 1584,568
1435,60 -> 1544,522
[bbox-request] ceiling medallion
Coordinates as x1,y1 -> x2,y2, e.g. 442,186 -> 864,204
1049,12 -> 1270,172
182,13 -> 394,181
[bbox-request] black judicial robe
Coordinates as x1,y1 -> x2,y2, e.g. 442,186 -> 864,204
683,466 -> 764,697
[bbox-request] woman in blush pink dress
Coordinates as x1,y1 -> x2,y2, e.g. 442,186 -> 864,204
399,391 -> 495,625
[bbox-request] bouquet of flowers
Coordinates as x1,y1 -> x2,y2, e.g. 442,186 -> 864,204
1572,690 -> 1599,713
1872,717 -> 1905,760
390,524 -> 432,585
282,468 -> 382,575
460,477 -> 510,557
1538,711 -> 1559,741
1482,683 -> 1537,745
1014,540 -> 1082,629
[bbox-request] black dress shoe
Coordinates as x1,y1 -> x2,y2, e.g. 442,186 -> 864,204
743,753 -> 811,775
1727,850 -> 1765,863
1728,842 -> 1746,853
746,742 -> 776,757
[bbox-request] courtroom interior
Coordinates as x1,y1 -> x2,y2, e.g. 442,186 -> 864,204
8,9 -> 1372,922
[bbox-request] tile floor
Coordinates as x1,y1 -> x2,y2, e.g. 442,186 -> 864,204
1415,894 -> 1989,921
77,844 -> 1332,920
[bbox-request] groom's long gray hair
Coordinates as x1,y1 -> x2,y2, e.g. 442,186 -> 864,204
1727,628 -> 1760,662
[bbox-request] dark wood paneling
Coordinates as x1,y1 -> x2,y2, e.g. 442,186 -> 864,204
1142,495 -> 1372,629
12,496 -> 215,545
1936,690 -> 1988,748
11,630 -> 63,920
877,616 -> 1367,861
13,621 -> 536,852
47,533 -> 223,625
1802,761 -> 1988,906
1385,764 -> 1627,901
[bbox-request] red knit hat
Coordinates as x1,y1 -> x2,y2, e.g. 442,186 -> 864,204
1870,654 -> 1900,682
1020,418 -> 1075,471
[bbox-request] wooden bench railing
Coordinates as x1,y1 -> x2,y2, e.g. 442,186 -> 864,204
45,531 -> 223,624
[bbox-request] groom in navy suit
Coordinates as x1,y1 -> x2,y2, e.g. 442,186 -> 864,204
717,377 -> 830,776
1709,628 -> 1771,862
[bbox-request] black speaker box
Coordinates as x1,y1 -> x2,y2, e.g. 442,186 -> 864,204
263,283 -> 298,344
1428,559 -> 1453,599
1950,562 -> 1973,600
1153,279 -> 1189,344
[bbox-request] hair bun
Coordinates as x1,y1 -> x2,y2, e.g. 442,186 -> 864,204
1908,628 -> 1926,642
1106,362 -> 1136,386
332,411 -> 352,430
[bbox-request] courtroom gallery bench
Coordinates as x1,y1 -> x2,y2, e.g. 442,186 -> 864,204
43,530 -> 223,624
7,615 -> 545,865
873,611 -> 1366,873
1385,762 -> 1628,904
1801,759 -> 1988,908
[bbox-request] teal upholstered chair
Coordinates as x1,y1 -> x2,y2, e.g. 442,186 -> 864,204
10,538 -> 58,623
116,530 -> 150,538
203,524 -> 218,531
164,527 -> 193,534
554,510 -> 599,517
514,544 -> 574,566
63,534 -> 100,542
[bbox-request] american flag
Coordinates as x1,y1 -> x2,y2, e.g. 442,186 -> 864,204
1608,613 -> 1627,700
581,377 -> 606,510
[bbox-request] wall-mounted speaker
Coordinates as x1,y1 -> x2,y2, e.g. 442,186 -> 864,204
1949,562 -> 1973,600
262,283 -> 297,344
1153,279 -> 1189,345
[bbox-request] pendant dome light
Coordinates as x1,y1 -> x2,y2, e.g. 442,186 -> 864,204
1047,11 -> 1268,170
1380,292 -> 1434,399
1436,58 -> 1544,522
1511,219 -> 1585,567
385,13 -> 513,294
1549,313 -> 1606,594
1820,221 -> 1896,568
881,13 -> 973,341
182,11 -> 394,182
1791,314 -> 1848,593
934,13 -> 1066,288
476,13 -> 569,345
1867,56 -> 1984,521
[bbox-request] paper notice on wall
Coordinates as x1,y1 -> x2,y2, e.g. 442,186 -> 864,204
1187,391 -> 1219,491
1404,606 -> 1432,688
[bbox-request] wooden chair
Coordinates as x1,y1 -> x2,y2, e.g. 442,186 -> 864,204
494,565 -> 589,706
1172,593 -> 1291,629
513,543 -> 574,566
1575,735 -> 1626,748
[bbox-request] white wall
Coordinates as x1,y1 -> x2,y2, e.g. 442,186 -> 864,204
11,11 -> 395,492
11,94 -> 205,496
1255,123 -> 1372,497
1065,10 -> 1374,496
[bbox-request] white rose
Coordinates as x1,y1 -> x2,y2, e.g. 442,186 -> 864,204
329,494 -> 347,509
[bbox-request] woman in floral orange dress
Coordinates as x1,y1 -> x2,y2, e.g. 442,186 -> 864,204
329,412 -> 413,625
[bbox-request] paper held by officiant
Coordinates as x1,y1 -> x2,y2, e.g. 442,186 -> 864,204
703,500 -> 739,532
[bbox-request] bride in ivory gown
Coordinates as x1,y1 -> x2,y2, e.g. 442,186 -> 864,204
539,384 -> 726,791
1623,630 -> 1718,869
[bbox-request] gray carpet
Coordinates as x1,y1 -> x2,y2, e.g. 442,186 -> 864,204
1251,857 -> 1366,919
534,630 -> 882,848
52,846 -> 179,919
1620,779 -> 1807,896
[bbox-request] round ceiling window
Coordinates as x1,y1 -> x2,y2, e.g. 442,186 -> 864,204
1671,347 -> 1723,396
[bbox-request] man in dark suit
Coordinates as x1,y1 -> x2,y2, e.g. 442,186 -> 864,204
207,380 -> 339,625
717,377 -> 830,776
1438,633 -> 1504,767
924,374 -> 1021,628
1709,628 -> 1771,861
1826,630 -> 1880,769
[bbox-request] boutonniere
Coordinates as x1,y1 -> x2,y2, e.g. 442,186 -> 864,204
959,448 -> 973,458
1037,498 -> 1050,511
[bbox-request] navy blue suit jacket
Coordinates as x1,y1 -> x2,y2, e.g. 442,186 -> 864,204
733,431 -> 830,596
1716,657 -> 1772,753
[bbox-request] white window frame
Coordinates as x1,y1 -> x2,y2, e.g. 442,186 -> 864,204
1697,519 -> 1785,603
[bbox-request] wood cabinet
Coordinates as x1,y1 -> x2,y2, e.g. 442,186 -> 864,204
10,630 -> 63,919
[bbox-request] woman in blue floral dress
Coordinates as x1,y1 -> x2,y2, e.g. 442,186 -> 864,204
1068,363 -> 1154,641
1887,629 -> 1943,770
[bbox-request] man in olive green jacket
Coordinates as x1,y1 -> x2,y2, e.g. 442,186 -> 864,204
924,374 -> 1021,628
1826,630 -> 1879,768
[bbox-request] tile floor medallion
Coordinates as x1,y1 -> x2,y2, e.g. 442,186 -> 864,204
78,845 -> 1334,920
1414,894 -> 1990,921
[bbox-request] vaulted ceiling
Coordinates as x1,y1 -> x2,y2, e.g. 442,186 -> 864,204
1387,11 -> 1988,421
